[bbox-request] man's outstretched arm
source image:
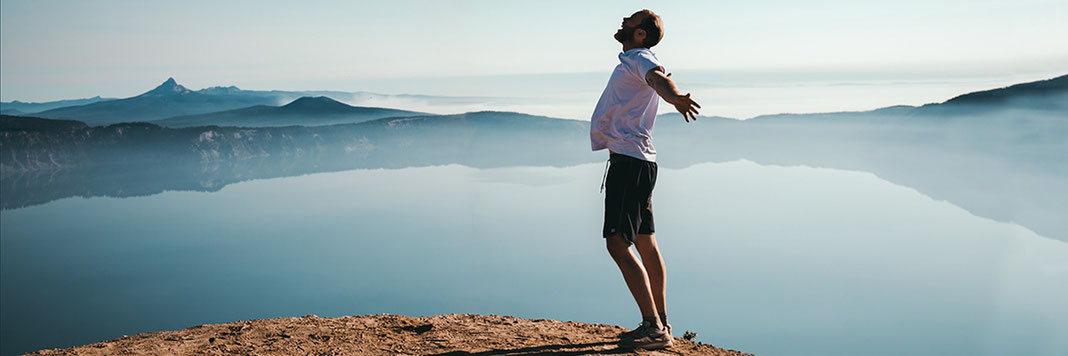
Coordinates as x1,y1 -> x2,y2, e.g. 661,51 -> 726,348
645,67 -> 701,122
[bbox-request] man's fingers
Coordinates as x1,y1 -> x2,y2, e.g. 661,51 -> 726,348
679,108 -> 690,122
692,99 -> 701,109
678,101 -> 701,123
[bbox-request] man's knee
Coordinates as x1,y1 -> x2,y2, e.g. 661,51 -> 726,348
633,233 -> 659,254
605,233 -> 632,255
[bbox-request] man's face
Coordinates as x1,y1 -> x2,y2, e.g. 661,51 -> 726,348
614,11 -> 648,44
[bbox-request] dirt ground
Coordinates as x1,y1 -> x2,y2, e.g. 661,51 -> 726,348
26,313 -> 752,355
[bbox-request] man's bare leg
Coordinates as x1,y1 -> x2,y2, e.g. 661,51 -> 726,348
606,233 -> 660,321
634,233 -> 667,327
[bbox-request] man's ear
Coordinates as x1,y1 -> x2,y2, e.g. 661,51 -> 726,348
634,28 -> 646,43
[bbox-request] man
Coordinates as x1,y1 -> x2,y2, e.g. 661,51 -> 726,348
590,9 -> 700,350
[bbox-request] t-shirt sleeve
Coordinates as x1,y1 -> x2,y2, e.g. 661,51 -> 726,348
630,50 -> 663,79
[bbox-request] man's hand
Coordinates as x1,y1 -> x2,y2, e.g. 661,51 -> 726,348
646,69 -> 701,123
668,92 -> 700,123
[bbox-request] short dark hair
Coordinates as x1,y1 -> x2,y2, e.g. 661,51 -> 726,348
638,9 -> 663,48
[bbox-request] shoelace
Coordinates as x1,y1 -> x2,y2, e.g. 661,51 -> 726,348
620,322 -> 647,338
637,321 -> 669,334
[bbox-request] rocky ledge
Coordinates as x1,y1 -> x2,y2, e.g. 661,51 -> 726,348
27,313 -> 751,355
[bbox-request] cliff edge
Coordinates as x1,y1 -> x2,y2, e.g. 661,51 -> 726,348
26,313 -> 751,355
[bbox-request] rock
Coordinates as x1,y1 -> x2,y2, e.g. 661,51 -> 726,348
24,314 -> 751,355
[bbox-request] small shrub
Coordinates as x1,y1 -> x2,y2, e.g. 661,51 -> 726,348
683,330 -> 697,341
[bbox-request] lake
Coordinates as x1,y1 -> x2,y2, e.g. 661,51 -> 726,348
1,161 -> 1065,356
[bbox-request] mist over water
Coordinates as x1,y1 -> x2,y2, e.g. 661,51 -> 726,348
332,70 -> 1060,119
1,162 -> 1065,356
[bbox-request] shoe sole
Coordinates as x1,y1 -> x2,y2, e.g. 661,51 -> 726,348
620,336 -> 673,350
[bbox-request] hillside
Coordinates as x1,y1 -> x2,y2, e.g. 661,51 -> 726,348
0,111 -> 589,173
152,96 -> 424,128
0,96 -> 115,114
25,314 -> 750,355
941,74 -> 1068,106
743,73 -> 1068,121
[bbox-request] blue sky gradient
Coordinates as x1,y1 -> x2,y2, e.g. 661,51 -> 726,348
2,0 -> 1066,115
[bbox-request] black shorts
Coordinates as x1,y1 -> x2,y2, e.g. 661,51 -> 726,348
602,152 -> 657,245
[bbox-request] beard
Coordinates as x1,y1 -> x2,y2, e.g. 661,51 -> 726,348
614,26 -> 635,44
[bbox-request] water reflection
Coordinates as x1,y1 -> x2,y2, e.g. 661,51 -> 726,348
4,127 -> 1064,244
2,162 -> 1065,356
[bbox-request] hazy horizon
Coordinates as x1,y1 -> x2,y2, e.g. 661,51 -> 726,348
3,69 -> 1064,120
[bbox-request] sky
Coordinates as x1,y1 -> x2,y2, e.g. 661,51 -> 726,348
2,0 -> 1067,118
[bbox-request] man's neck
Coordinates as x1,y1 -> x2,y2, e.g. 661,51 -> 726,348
622,43 -> 644,52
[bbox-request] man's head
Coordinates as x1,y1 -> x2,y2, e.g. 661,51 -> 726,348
614,9 -> 663,48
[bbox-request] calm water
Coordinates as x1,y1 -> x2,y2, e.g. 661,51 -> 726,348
2,161 -> 1066,356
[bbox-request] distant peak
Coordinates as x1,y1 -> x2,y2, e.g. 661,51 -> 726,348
281,96 -> 351,110
288,96 -> 339,104
198,85 -> 243,95
141,77 -> 190,96
277,96 -> 352,112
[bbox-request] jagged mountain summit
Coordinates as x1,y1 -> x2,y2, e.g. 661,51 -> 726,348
196,85 -> 243,95
32,78 -> 280,125
138,77 -> 192,97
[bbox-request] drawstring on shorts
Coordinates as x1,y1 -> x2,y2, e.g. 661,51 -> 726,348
600,157 -> 611,194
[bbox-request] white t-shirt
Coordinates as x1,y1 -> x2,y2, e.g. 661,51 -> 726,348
590,47 -> 664,162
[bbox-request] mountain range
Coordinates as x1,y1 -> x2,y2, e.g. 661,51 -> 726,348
152,96 -> 423,128
24,78 -> 281,125
0,96 -> 115,115
743,74 -> 1068,121
0,78 -> 486,126
1,74 -> 1066,242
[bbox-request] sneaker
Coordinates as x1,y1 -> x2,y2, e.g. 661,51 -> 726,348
619,321 -> 672,340
617,321 -> 649,339
619,320 -> 673,349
